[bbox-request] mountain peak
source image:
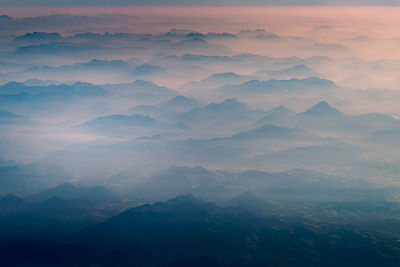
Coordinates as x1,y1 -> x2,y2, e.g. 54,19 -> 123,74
167,194 -> 199,204
0,15 -> 12,20
185,32 -> 205,38
132,79 -> 156,86
164,95 -> 199,108
15,32 -> 61,41
133,64 -> 164,75
305,101 -> 342,116
287,64 -> 313,71
208,72 -> 241,79
216,98 -> 250,111
221,98 -> 240,104
268,105 -> 295,115
256,105 -> 295,125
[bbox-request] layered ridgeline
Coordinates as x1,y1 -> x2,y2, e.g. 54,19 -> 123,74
32,100 -> 400,181
1,24 -> 400,266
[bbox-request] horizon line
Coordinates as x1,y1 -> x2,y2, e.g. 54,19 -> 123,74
2,5 -> 400,7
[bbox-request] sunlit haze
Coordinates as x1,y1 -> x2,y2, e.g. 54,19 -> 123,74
1,4 -> 400,266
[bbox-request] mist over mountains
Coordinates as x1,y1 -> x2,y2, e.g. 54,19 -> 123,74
1,8 -> 400,266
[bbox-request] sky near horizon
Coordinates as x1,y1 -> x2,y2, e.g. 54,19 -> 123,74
1,0 -> 400,6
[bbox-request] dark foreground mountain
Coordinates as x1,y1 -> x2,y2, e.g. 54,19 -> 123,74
1,194 -> 400,266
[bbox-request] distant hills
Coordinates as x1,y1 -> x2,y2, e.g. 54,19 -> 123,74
0,164 -> 72,196
27,182 -> 119,204
221,77 -> 337,94
2,17 -> 400,267
254,64 -> 320,79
